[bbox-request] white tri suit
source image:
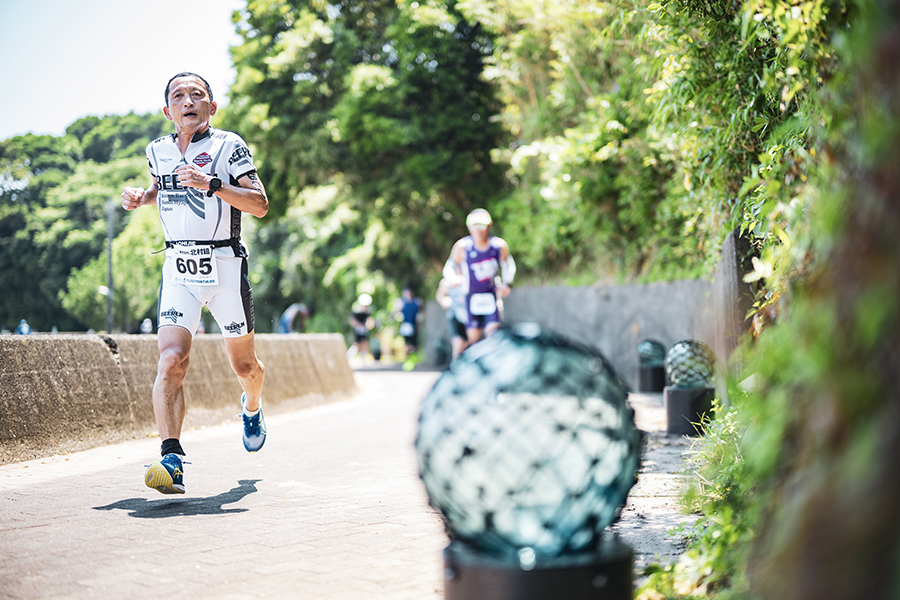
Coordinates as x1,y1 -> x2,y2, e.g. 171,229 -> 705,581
147,127 -> 257,338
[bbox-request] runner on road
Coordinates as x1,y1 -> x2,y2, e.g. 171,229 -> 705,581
392,286 -> 422,357
122,72 -> 269,494
435,275 -> 469,360
443,209 -> 515,345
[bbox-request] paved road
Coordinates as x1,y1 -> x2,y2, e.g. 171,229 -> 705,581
1,371 -> 446,600
612,392 -> 698,572
0,371 -> 692,600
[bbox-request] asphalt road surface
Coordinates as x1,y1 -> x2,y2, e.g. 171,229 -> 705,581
0,370 -> 692,600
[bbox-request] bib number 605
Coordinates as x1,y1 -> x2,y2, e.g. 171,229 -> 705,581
176,257 -> 213,276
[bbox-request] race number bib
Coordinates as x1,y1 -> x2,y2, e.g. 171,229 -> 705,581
469,292 -> 497,316
399,322 -> 415,337
168,244 -> 219,286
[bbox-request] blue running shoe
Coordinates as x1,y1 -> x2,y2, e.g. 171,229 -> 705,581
145,453 -> 185,494
241,393 -> 266,452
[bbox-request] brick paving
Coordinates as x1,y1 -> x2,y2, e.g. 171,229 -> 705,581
1,371 -> 446,600
611,392 -> 698,572
0,371 -> 693,600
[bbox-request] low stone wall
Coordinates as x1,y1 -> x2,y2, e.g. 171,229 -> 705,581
423,230 -> 755,390
423,280 -> 714,389
0,333 -> 357,464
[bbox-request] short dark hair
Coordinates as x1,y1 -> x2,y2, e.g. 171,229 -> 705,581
164,72 -> 213,106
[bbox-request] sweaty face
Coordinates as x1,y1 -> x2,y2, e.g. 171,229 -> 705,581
165,77 -> 216,129
467,223 -> 491,243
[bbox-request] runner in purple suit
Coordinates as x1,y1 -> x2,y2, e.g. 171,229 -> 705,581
443,209 -> 516,345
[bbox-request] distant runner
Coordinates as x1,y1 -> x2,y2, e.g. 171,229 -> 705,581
392,286 -> 422,357
435,274 -> 469,359
348,294 -> 375,360
443,209 -> 516,344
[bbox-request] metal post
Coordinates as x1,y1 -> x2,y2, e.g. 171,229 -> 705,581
106,198 -> 114,333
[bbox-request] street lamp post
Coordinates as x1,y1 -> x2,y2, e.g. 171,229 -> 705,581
106,198 -> 114,333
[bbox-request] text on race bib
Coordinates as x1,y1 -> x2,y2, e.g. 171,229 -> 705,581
469,292 -> 497,316
167,244 -> 219,286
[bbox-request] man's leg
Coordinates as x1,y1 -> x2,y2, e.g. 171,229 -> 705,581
451,337 -> 467,358
145,325 -> 192,494
226,332 -> 267,452
153,325 -> 193,440
224,332 -> 265,411
466,327 -> 484,344
484,322 -> 502,337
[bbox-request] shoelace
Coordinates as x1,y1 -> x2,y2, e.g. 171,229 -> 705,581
243,412 -> 261,435
143,460 -> 191,468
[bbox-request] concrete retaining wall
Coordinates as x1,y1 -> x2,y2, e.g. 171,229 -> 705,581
423,280 -> 715,389
0,333 -> 357,464
423,230 -> 755,390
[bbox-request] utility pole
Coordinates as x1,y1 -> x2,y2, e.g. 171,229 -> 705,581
106,198 -> 114,333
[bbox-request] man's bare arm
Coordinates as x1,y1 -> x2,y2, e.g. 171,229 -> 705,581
174,165 -> 269,218
122,180 -> 159,210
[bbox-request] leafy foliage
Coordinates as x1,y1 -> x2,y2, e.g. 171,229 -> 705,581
455,0 -> 717,283
226,0 -> 507,218
244,178 -> 374,334
634,0 -> 900,596
225,0 -> 509,331
0,113 -> 168,331
60,208 -> 165,332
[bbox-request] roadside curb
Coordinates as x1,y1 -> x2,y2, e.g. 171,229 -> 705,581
0,333 -> 357,464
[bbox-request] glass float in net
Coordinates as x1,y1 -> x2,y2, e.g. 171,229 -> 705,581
665,340 -> 716,388
637,339 -> 666,367
415,323 -> 641,561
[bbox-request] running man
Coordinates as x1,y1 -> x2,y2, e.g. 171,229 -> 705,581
435,275 -> 469,359
443,209 -> 516,344
348,294 -> 375,359
392,286 -> 422,357
122,72 -> 269,494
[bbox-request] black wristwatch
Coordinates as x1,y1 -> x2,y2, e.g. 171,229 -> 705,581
206,177 -> 222,197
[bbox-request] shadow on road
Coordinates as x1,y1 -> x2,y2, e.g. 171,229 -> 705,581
92,479 -> 261,518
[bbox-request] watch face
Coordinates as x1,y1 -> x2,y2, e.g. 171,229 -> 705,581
207,177 -> 222,197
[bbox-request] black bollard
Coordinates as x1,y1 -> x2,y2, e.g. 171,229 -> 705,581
637,364 -> 666,392
664,386 -> 715,436
443,538 -> 633,600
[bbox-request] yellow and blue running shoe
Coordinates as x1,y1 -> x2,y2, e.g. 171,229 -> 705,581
241,393 -> 266,452
144,453 -> 185,494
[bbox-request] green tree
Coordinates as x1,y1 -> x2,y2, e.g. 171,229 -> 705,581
226,0 -> 509,329
0,133 -> 83,330
37,157 -> 148,323
244,178 -> 371,334
226,0 -> 401,216
60,207 -> 164,333
330,1 -> 509,278
454,0 -> 708,282
68,112 -> 169,162
0,113 -> 170,331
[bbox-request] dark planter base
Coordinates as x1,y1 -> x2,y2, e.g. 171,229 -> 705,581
443,538 -> 633,600
664,386 -> 715,435
637,365 -> 665,392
